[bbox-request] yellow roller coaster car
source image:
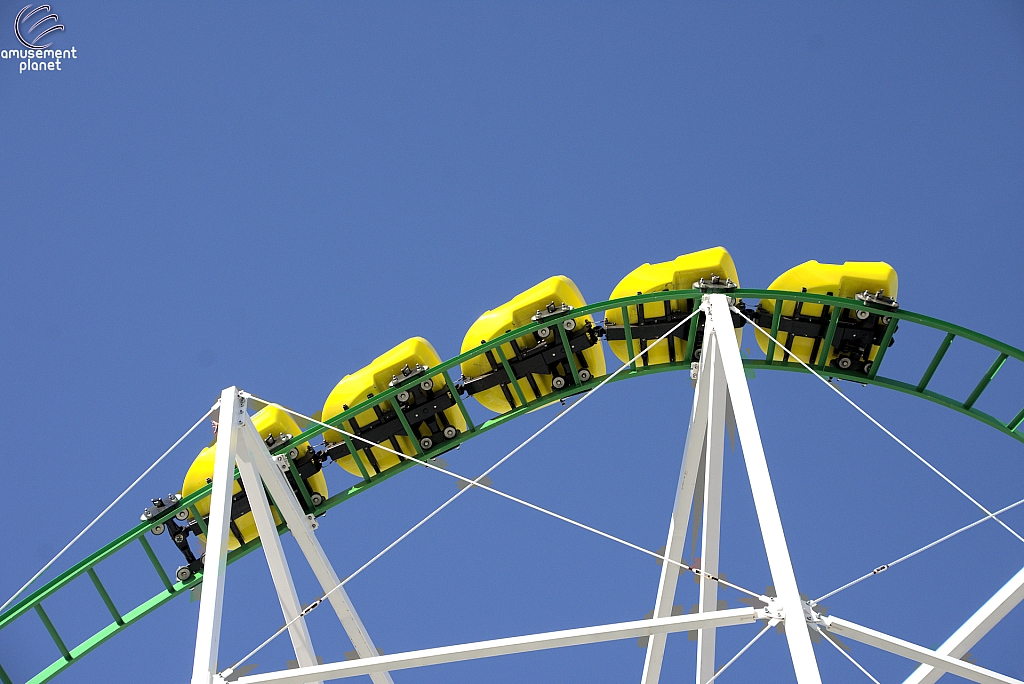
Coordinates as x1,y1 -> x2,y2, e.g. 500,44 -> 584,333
604,247 -> 740,366
321,337 -> 467,477
754,260 -> 898,373
460,275 -> 606,413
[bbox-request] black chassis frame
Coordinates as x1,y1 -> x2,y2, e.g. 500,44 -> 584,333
753,299 -> 896,373
320,375 -> 461,475
603,296 -> 748,365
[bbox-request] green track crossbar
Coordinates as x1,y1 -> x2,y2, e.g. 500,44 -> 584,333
443,371 -> 475,432
815,305 -> 842,370
765,298 -> 783,366
85,568 -> 122,626
34,604 -> 70,663
963,353 -> 1009,410
188,505 -> 208,535
392,395 -> 424,458
339,427 -> 372,482
286,451 -> 315,510
682,305 -> 701,365
493,344 -> 528,408
1010,406 -> 1024,433
138,536 -> 174,594
620,306 -> 637,372
556,324 -> 583,386
918,332 -> 955,392
2,288 -> 1023,684
867,316 -> 899,380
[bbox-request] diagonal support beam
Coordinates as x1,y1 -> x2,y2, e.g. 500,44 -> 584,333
235,437 -> 322,682
825,615 -> 1024,684
707,294 -> 822,684
239,421 -> 395,684
640,333 -> 712,684
697,339 -> 727,684
903,563 -> 1024,684
234,609 -> 762,684
192,387 -> 246,684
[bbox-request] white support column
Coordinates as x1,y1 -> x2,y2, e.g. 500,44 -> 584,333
696,338 -> 727,684
706,294 -> 822,684
903,563 -> 1024,684
640,328 -> 713,684
239,422 -> 395,684
234,430 -> 322,682
825,615 -> 1024,684
192,387 -> 246,684
235,609 -> 762,684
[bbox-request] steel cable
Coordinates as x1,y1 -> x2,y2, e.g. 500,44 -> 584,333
0,402 -> 219,614
813,624 -> 882,684
732,307 -> 1024,545
701,621 -> 774,684
813,495 -> 1024,604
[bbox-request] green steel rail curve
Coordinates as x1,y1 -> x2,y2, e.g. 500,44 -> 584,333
2,288 -> 1023,684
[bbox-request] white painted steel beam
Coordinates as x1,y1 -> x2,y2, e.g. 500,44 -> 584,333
240,422 -> 395,684
233,609 -> 762,684
640,328 -> 712,684
192,387 -> 246,684
235,428 -> 322,682
707,294 -> 822,684
825,615 -> 1024,684
697,339 -> 727,684
903,563 -> 1024,684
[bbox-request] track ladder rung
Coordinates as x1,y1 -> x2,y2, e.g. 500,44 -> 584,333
963,353 -> 1008,410
34,603 -> 72,662
87,567 -> 124,626
444,371 -> 475,432
556,324 -> 582,386
493,345 -> 528,408
815,305 -> 842,370
917,333 -> 955,392
764,299 -> 783,366
1008,405 -> 1024,432
620,306 -> 637,371
138,536 -> 175,593
0,659 -> 13,684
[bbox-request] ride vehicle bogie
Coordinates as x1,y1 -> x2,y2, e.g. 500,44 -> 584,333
459,276 -> 606,413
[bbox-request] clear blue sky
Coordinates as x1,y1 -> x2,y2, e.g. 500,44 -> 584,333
2,2 -> 1023,683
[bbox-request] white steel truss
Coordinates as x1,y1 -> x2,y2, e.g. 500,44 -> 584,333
902,562 -> 1024,684
232,609 -> 762,684
191,294 -> 1024,684
642,294 -> 821,684
190,388 -> 393,684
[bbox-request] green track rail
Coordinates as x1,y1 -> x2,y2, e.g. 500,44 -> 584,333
1,288 -> 1022,684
